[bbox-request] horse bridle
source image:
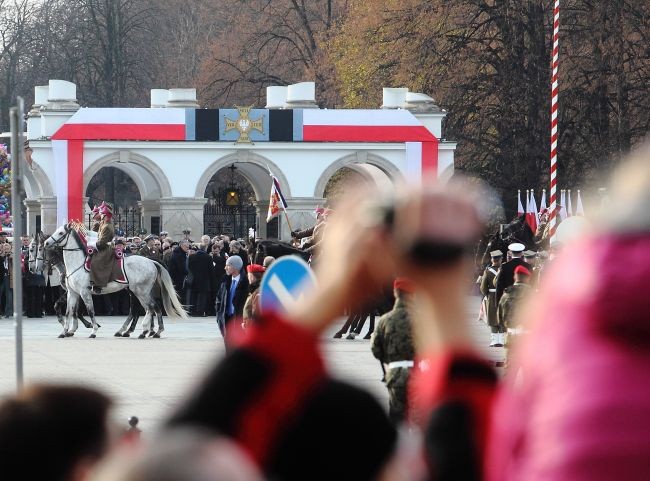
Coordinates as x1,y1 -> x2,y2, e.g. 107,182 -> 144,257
48,225 -> 83,251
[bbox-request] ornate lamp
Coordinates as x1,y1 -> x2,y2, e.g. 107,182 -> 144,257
225,164 -> 240,207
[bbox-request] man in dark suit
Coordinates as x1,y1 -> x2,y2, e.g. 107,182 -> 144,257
189,245 -> 214,317
495,242 -> 532,304
215,255 -> 249,347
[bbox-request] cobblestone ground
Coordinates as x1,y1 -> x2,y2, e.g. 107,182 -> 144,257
0,296 -> 503,431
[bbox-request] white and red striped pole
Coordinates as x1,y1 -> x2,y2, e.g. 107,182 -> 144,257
548,0 -> 561,240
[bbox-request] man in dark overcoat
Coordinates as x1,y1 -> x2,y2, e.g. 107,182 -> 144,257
168,240 -> 189,297
495,242 -> 532,305
215,255 -> 248,347
189,245 -> 214,316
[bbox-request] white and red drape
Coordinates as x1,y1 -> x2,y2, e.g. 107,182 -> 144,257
51,108 -> 438,225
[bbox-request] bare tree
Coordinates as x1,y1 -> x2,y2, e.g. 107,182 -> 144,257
197,0 -> 345,107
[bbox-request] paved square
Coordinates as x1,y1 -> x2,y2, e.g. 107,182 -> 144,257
0,297 -> 501,431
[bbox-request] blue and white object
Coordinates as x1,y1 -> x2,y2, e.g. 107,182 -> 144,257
260,256 -> 316,316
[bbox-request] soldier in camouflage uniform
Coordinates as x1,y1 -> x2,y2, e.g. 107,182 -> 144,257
371,277 -> 415,424
497,264 -> 532,360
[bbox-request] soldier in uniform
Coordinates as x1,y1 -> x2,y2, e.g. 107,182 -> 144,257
371,277 -> 415,424
495,242 -> 532,304
90,205 -> 101,232
291,207 -> 330,258
138,234 -> 161,261
480,250 -> 504,347
89,202 -> 115,294
242,263 -> 265,330
497,264 -> 532,361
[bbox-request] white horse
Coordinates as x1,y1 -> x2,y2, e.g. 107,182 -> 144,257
44,223 -> 187,338
28,234 -> 45,275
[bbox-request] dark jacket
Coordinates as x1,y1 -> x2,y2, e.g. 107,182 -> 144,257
168,247 -> 188,292
210,253 -> 226,288
215,273 -> 249,334
495,258 -> 532,304
188,250 -> 214,293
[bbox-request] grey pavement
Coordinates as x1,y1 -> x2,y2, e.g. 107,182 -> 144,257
0,296 -> 503,432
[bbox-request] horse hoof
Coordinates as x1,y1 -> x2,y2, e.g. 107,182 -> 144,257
114,332 -> 122,337
58,334 -> 65,339
138,333 -> 146,339
122,332 -> 130,338
148,331 -> 155,337
65,332 -> 74,337
153,333 -> 161,338
89,334 -> 96,339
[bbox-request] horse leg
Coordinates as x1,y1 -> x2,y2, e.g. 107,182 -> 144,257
54,292 -> 65,327
60,290 -> 79,338
79,289 -> 99,338
153,304 -> 164,338
77,300 -> 92,328
115,312 -> 133,337
138,311 -> 151,339
126,292 -> 142,335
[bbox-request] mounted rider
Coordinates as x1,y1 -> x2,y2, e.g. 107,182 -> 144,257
90,205 -> 101,232
291,206 -> 327,250
89,202 -> 115,294
291,207 -> 332,263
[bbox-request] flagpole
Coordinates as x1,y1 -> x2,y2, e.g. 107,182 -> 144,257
283,210 -> 293,233
548,0 -> 561,242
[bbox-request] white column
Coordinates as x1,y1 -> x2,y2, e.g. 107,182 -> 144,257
40,197 -> 58,234
254,200 -> 269,239
138,199 -> 161,235
24,199 -> 41,235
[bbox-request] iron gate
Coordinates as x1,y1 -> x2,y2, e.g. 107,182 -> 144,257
86,209 -> 143,237
203,200 -> 257,239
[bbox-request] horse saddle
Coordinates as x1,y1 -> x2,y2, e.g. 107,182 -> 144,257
84,248 -> 128,284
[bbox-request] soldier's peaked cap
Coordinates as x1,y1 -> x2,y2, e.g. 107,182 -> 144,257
523,250 -> 537,257
508,242 -> 526,252
490,250 -> 503,257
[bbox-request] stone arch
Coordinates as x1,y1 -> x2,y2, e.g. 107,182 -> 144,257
83,151 -> 172,200
313,152 -> 403,199
23,162 -> 55,198
194,151 -> 292,200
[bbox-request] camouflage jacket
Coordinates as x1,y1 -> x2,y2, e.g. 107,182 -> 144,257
371,298 -> 414,365
497,282 -> 531,329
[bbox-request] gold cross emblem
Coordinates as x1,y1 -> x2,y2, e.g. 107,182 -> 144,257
224,106 -> 265,144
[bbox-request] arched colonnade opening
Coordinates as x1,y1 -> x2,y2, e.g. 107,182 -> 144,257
24,150 -> 403,240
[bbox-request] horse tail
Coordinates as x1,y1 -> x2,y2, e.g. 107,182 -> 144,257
154,262 -> 188,319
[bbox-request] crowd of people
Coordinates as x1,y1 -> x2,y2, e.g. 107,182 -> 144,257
2,145 -> 650,481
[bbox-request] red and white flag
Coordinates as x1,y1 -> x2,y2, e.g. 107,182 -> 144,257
530,190 -> 539,232
567,189 -> 573,217
267,175 -> 288,222
539,189 -> 547,212
575,190 -> 585,216
517,190 -> 525,217
525,190 -> 537,233
559,190 -> 568,221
